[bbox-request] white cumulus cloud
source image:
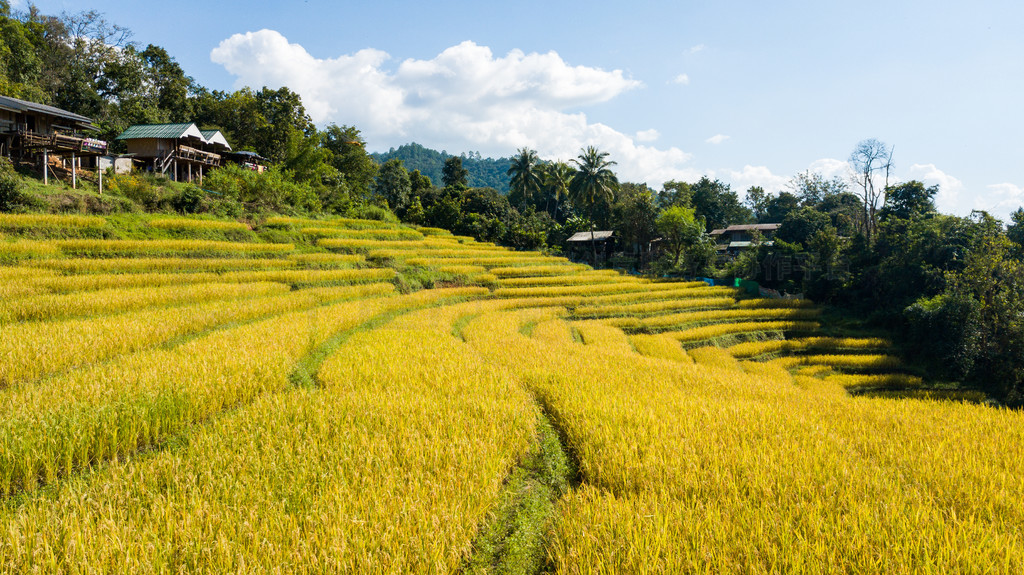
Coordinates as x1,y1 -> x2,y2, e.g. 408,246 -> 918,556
906,163 -> 966,216
635,129 -> 660,142
687,44 -> 706,55
983,183 -> 1024,220
672,73 -> 690,85
723,165 -> 790,195
706,134 -> 729,145
211,31 -> 697,186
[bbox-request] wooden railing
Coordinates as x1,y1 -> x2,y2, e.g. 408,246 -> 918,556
18,131 -> 107,154
175,145 -> 221,166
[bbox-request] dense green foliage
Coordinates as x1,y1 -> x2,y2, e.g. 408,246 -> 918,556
372,143 -> 513,192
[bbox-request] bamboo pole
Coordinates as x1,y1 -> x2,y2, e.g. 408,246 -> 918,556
42,149 -> 48,185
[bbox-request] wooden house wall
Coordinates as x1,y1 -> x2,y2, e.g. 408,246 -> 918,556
125,138 -> 174,158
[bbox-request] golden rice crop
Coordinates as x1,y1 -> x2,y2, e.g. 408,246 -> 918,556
687,345 -> 743,370
0,286 -> 484,497
825,373 -> 923,388
436,264 -> 488,275
286,252 -> 366,266
736,297 -> 817,309
0,283 -> 394,388
629,333 -> 693,363
300,227 -> 424,240
0,281 -> 289,324
498,272 -> 627,288
0,294 -> 391,495
489,264 -> 590,277
26,267 -> 392,293
567,285 -> 735,308
493,281 -> 653,299
0,239 -> 60,262
28,270 -> 224,292
0,295 -> 533,571
574,296 -> 736,318
530,318 -> 577,346
456,301 -> 1024,573
319,238 -> 481,252
27,256 -> 300,274
415,226 -> 453,236
728,336 -> 892,358
667,320 -> 821,343
149,218 -> 249,231
794,353 -> 904,370
264,215 -> 405,229
609,307 -> 822,331
0,213 -> 108,230
406,255 -> 570,267
858,389 -> 989,402
53,239 -> 295,256
220,268 -> 396,286
572,320 -> 635,355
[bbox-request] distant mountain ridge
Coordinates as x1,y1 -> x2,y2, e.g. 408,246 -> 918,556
371,143 -> 512,192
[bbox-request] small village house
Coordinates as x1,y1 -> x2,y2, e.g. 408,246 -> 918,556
566,230 -> 615,264
711,223 -> 780,257
115,122 -> 232,183
0,94 -> 108,187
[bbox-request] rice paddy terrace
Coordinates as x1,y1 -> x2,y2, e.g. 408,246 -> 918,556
1,212 -> 1021,573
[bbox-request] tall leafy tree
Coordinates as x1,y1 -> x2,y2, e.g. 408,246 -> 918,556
321,124 -> 378,199
373,159 -> 411,213
507,148 -> 542,206
442,156 -> 468,190
879,180 -> 937,221
539,161 -> 573,220
690,176 -> 751,232
569,146 -> 619,265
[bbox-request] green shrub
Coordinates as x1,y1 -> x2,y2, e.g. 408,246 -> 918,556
0,157 -> 27,212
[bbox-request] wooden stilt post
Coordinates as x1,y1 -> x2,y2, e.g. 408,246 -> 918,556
71,150 -> 77,189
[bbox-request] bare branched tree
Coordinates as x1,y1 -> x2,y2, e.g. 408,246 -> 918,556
849,138 -> 894,243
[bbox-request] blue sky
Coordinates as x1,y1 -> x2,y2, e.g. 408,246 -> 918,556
15,0 -> 1024,219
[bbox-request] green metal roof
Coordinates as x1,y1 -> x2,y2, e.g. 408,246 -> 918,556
115,123 -> 200,140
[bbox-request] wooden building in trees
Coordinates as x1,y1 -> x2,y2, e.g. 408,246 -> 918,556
115,123 -> 232,183
566,230 -> 615,264
711,223 -> 780,256
0,95 -> 108,185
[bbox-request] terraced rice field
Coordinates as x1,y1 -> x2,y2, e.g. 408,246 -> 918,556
1,213 -> 1020,574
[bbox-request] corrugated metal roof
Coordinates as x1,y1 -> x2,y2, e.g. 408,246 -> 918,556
115,123 -> 203,141
0,95 -> 95,126
724,223 -> 781,232
567,231 -> 614,242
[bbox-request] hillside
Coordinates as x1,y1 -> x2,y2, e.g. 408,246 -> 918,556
0,212 -> 1018,573
372,142 -> 513,191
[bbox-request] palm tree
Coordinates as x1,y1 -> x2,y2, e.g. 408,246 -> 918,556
507,148 -> 542,207
569,146 -> 619,266
540,161 -> 573,219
